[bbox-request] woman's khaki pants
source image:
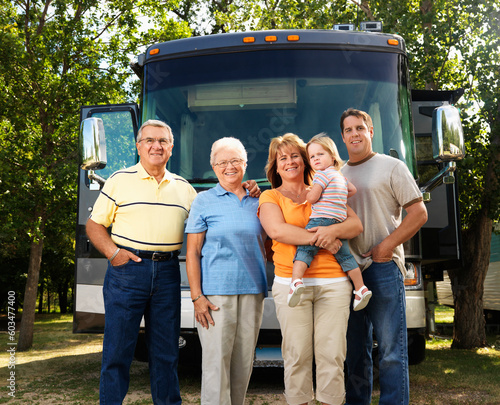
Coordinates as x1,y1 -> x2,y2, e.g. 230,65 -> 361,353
197,293 -> 265,405
273,280 -> 351,405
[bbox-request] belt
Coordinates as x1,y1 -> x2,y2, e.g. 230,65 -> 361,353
136,250 -> 180,262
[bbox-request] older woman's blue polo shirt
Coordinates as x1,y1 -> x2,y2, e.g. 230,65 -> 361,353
185,183 -> 267,296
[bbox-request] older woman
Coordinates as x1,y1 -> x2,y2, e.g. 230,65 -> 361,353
185,137 -> 267,405
258,133 -> 363,405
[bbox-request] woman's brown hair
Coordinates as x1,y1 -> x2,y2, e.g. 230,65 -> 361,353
265,133 -> 314,188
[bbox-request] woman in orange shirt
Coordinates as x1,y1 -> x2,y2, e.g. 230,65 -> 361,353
258,133 -> 363,405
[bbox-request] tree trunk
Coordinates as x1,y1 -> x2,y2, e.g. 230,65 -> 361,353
449,214 -> 491,349
450,93 -> 500,349
58,280 -> 69,314
18,238 -> 44,351
38,277 -> 44,313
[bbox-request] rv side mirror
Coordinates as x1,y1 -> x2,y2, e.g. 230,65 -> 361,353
432,105 -> 464,162
79,117 -> 107,170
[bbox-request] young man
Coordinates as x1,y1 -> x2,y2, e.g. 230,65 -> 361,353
340,109 -> 428,405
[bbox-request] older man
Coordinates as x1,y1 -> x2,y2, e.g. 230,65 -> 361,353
340,109 -> 428,405
86,119 -> 196,405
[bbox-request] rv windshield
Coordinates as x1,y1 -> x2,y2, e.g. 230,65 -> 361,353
142,49 -> 414,186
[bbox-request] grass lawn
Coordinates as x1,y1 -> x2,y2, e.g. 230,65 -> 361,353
403,305 -> 500,404
0,307 -> 499,404
435,304 -> 455,324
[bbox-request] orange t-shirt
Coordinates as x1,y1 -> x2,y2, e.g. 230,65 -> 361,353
258,189 -> 345,279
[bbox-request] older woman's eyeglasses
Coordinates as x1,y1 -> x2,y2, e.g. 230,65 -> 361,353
213,159 -> 245,169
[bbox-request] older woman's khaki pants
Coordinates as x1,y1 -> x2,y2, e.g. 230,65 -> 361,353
197,293 -> 265,405
272,280 -> 351,405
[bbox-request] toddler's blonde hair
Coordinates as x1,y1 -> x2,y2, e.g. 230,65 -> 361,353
306,133 -> 343,171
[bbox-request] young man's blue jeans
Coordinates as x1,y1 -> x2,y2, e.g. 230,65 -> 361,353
345,261 -> 409,405
100,254 -> 182,405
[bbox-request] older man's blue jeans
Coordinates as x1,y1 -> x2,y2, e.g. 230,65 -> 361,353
99,256 -> 181,405
345,261 -> 409,405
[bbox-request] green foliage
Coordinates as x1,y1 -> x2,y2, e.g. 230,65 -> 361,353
455,2 -> 500,228
371,0 -> 500,228
172,0 -> 360,33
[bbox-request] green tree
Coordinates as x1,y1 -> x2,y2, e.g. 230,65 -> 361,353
172,0 -> 359,33
448,2 -> 500,349
0,0 -> 191,351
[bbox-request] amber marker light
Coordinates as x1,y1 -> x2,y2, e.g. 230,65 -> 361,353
243,37 -> 255,43
287,35 -> 300,42
149,48 -> 160,55
404,277 -> 418,286
265,35 -> 278,42
387,39 -> 399,46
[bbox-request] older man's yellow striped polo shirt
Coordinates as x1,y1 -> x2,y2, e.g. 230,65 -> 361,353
90,162 -> 197,252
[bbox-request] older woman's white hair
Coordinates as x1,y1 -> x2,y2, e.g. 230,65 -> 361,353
210,137 -> 248,166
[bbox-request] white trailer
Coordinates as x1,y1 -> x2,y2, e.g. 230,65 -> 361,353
437,231 -> 500,323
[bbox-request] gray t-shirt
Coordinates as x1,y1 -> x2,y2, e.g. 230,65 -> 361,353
342,153 -> 423,276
